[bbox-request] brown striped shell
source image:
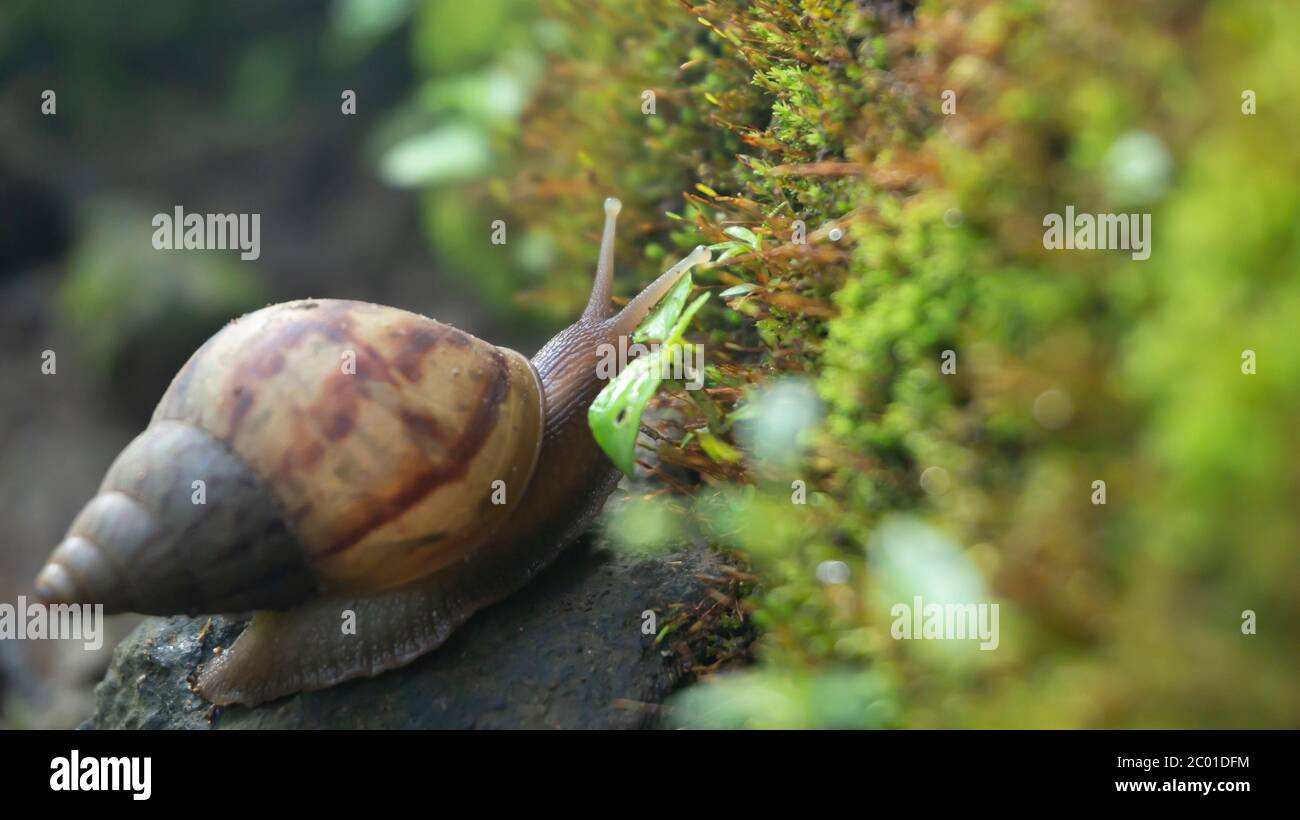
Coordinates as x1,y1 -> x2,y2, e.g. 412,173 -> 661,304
157,298 -> 545,595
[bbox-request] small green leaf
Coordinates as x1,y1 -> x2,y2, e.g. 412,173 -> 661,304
723,225 -> 760,249
654,621 -> 680,645
590,276 -> 711,477
726,402 -> 762,423
719,283 -> 758,298
668,292 -> 711,343
714,244 -> 746,263
588,347 -> 670,476
697,428 -> 743,463
633,270 -> 693,343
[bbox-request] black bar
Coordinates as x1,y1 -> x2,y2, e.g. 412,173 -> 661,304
3,729 -> 1286,805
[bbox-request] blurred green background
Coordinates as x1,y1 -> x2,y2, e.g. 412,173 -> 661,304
1,0 -> 1296,728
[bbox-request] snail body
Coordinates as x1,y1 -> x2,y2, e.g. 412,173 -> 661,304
35,199 -> 711,706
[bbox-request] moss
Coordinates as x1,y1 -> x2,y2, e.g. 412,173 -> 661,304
405,0 -> 1300,727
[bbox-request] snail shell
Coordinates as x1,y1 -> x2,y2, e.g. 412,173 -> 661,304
38,299 -> 544,615
34,198 -> 712,706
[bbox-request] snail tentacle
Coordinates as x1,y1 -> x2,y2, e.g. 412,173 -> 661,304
582,197 -> 623,321
606,244 -> 711,339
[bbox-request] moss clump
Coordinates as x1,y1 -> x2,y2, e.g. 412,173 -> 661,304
406,0 -> 1300,728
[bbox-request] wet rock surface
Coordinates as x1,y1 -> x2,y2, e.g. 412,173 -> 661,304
88,541 -> 722,729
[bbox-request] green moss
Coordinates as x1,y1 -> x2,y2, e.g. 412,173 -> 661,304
402,0 -> 1300,728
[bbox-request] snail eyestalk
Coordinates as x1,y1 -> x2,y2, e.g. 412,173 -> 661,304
607,244 -> 712,338
583,197 -> 622,321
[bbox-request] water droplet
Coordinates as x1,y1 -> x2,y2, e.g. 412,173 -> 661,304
1103,130 -> 1172,205
920,466 -> 951,496
816,560 -> 851,585
1033,388 -> 1074,430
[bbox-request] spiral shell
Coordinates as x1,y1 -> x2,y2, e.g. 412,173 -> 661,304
38,298 -> 544,613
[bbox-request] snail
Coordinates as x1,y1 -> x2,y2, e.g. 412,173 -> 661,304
33,198 -> 712,706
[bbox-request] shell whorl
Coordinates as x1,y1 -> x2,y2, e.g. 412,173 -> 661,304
35,420 -> 316,615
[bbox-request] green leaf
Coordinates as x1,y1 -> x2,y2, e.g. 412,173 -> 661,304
587,347 -> 670,476
590,277 -> 712,477
697,429 -> 743,463
726,402 -> 762,423
723,225 -> 760,249
632,270 -> 693,343
669,292 -> 711,342
654,621 -> 680,645
719,283 -> 758,298
714,244 -> 746,263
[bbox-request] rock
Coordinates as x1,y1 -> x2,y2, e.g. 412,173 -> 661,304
86,540 -> 725,729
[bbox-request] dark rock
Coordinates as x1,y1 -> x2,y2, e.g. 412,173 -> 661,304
86,541 -> 724,729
